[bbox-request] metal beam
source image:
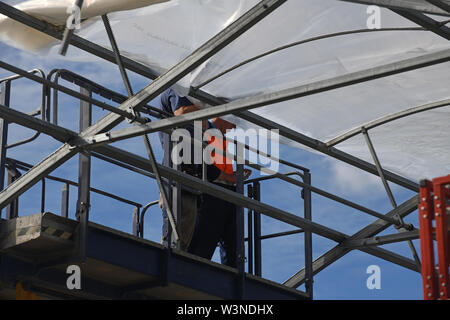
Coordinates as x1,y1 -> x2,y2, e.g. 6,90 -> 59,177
326,98 -> 450,147
12,158 -> 142,208
0,2 -> 161,81
0,142 -> 77,211
362,128 -> 399,209
236,160 -> 420,289
303,171 -> 313,298
101,12 -> 179,243
0,104 -> 74,142
284,195 -> 419,288
60,183 -> 69,218
90,148 -> 425,287
253,182 -> 262,277
425,0 -> 450,13
362,128 -> 421,271
93,145 -> 421,275
101,14 -> 134,97
0,0 -> 287,210
61,112 -> 401,228
244,164 -> 399,225
76,86 -> 92,262
361,245 -> 421,270
0,103 -> 419,275
189,89 -> 420,192
343,230 -> 420,249
0,103 -> 404,227
193,27 -> 427,91
0,0 -> 428,292
96,146 -> 348,242
81,48 -> 450,148
337,0 -> 450,16
0,60 -> 145,123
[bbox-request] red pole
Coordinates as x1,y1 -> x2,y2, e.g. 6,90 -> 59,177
419,180 -> 437,300
433,175 -> 450,300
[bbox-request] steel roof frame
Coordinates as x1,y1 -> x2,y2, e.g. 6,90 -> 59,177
0,101 -> 420,284
0,1 -> 425,191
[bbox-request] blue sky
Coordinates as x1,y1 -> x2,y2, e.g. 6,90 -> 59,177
0,35 -> 423,300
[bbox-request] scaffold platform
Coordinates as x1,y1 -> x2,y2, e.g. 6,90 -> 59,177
0,212 -> 309,300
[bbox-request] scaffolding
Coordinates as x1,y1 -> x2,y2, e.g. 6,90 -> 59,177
0,0 -> 449,299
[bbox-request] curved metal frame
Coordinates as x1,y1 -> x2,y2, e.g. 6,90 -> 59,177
326,98 -> 450,147
193,27 -> 426,90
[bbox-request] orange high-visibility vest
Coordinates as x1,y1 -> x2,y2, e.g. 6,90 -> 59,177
208,135 -> 234,175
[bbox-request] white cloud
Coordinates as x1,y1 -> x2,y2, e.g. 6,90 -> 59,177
327,158 -> 385,197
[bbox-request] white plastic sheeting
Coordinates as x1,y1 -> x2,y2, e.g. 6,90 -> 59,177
0,0 -> 169,51
1,0 -> 449,181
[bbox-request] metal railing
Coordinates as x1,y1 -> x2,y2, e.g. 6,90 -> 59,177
0,69 -> 159,237
0,63 -> 423,299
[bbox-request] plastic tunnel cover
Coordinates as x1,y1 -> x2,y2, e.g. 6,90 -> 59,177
0,0 -> 449,181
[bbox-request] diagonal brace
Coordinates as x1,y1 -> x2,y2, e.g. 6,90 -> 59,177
284,195 -> 419,288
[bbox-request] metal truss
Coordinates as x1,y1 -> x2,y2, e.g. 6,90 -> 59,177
0,0 -> 447,299
0,102 -> 420,269
0,1 -> 424,191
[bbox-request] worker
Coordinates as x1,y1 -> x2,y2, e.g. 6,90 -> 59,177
154,88 -> 250,267
188,119 -> 251,268
155,88 -> 219,251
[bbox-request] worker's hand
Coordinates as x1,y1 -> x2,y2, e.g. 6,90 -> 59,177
173,104 -> 208,129
173,104 -> 200,116
211,117 -> 236,134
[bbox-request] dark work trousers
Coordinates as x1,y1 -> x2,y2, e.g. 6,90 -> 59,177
160,166 -> 220,250
188,183 -> 237,268
161,190 -> 198,251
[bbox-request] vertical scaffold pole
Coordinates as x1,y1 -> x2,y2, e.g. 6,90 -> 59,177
418,179 -> 437,300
